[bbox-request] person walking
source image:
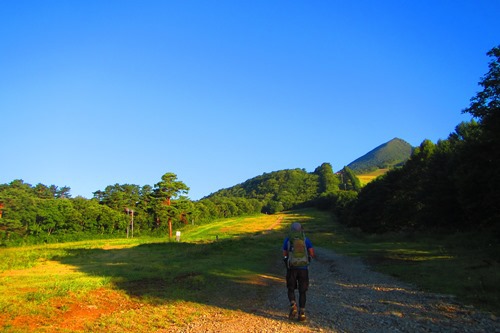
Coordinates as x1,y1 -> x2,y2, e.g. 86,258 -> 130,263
282,222 -> 315,321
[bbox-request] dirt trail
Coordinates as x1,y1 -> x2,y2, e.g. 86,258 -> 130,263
175,247 -> 499,333
268,216 -> 284,230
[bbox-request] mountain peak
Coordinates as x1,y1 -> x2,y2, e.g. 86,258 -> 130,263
347,138 -> 413,174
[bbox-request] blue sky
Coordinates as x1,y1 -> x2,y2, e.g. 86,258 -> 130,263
1,1 -> 499,200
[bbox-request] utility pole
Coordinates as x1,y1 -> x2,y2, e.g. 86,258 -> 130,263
125,208 -> 130,238
125,208 -> 134,238
131,209 -> 134,238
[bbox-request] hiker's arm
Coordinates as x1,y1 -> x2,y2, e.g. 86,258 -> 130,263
282,238 -> 290,268
282,249 -> 289,268
305,238 -> 315,259
282,238 -> 289,258
308,247 -> 315,259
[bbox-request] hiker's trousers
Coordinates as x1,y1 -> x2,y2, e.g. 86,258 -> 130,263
286,268 -> 309,308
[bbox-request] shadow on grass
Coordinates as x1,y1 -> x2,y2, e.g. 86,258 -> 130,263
48,210 -> 335,328
53,230 -> 291,320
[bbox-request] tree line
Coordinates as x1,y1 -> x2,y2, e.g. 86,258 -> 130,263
0,173 -> 264,246
0,162 -> 357,246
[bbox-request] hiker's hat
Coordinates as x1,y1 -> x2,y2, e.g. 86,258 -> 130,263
291,222 -> 302,231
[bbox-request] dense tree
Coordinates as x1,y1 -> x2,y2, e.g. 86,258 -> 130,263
72,197 -> 100,232
55,186 -> 72,199
34,184 -> 54,199
314,163 -> 340,194
461,46 -> 500,229
416,139 -> 461,229
99,184 -> 141,211
339,167 -> 361,192
0,184 -> 37,240
463,46 -> 500,127
153,173 -> 190,238
34,199 -> 78,235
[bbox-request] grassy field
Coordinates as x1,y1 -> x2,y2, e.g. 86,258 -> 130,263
357,168 -> 389,185
0,212 -> 303,332
312,214 -> 500,315
0,209 -> 498,332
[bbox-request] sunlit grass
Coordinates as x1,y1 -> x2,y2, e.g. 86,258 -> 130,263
180,213 -> 288,242
0,213 -> 292,332
1,209 -> 498,332
357,168 -> 389,185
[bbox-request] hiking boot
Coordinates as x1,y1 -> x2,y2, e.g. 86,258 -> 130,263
288,303 -> 298,319
298,308 -> 306,322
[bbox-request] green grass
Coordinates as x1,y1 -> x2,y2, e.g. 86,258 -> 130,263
0,209 -> 498,332
0,213 -> 296,332
310,213 -> 500,315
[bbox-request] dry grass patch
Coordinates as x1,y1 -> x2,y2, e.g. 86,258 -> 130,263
357,168 -> 390,185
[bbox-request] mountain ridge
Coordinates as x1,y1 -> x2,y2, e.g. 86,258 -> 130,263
205,138 -> 413,201
346,138 -> 413,174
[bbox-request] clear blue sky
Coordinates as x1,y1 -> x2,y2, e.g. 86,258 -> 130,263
1,1 -> 499,200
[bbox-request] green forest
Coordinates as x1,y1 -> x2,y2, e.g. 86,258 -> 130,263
1,46 -> 499,246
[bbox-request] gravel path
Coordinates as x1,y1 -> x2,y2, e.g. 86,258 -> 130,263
173,247 -> 499,333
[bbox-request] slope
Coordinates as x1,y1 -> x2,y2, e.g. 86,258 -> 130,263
346,138 -> 413,174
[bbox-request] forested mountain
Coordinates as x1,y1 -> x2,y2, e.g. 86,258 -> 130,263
205,163 -> 346,213
206,168 -> 318,210
204,137 -> 409,206
347,138 -> 413,174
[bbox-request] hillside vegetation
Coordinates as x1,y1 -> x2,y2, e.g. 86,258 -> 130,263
347,138 -> 413,174
0,163 -> 354,246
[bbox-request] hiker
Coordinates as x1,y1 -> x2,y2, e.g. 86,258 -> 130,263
282,222 -> 315,321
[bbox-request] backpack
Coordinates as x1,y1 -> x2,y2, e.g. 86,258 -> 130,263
287,231 -> 309,268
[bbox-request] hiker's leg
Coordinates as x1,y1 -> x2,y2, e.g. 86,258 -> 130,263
297,270 -> 309,308
298,290 -> 306,308
286,269 -> 299,319
286,269 -> 298,303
